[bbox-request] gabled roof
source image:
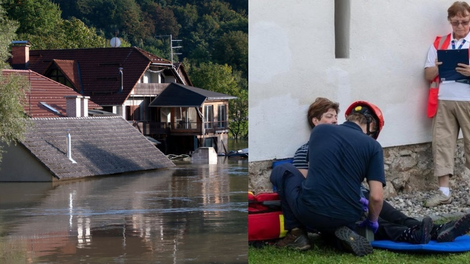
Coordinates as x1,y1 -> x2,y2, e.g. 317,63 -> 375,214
174,62 -> 193,86
149,83 -> 237,107
52,59 -> 81,89
21,116 -> 175,180
2,69 -> 101,117
27,47 -> 173,106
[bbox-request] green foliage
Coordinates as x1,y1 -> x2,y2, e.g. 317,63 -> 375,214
189,62 -> 248,139
51,0 -> 248,78
0,72 -> 30,148
213,31 -> 248,78
0,4 -> 30,163
2,0 -> 108,49
18,18 -> 108,49
2,0 -> 62,36
0,4 -> 18,69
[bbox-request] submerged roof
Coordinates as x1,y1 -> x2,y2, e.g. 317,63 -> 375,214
149,83 -> 237,107
21,116 -> 175,180
2,69 -> 101,117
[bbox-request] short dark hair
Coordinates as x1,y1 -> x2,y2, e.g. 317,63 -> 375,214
307,97 -> 340,128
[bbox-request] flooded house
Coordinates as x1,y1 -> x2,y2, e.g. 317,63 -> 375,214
9,41 -> 236,155
0,69 -> 174,182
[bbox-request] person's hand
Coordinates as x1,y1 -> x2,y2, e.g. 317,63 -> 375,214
435,58 -> 442,67
359,197 -> 369,212
456,63 -> 470,76
359,219 -> 379,233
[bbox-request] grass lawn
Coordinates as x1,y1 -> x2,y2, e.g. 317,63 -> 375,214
249,218 -> 470,264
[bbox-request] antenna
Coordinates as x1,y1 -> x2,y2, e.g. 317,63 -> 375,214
170,34 -> 182,65
155,34 -> 182,64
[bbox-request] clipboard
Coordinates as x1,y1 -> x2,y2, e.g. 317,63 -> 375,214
437,49 -> 469,81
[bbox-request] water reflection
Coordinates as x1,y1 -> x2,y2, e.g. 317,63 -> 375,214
0,156 -> 247,263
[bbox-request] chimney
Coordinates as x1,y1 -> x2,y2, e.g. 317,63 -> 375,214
65,95 -> 82,117
10,41 -> 30,69
66,129 -> 77,163
65,95 -> 90,117
81,96 -> 90,117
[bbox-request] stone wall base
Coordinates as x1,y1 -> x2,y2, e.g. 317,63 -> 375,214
249,140 -> 470,198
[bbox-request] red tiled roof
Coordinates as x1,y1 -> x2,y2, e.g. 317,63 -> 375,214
2,69 -> 101,118
27,47 -> 173,106
53,59 -> 81,89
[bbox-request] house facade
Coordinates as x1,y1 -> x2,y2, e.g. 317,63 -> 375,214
148,83 -> 236,154
9,41 -> 235,155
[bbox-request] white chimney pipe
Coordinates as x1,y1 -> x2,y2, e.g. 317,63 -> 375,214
66,130 -> 77,163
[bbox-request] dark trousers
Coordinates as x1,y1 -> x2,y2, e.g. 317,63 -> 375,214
270,163 -> 422,242
269,163 -> 356,233
269,163 -> 305,230
362,190 -> 421,241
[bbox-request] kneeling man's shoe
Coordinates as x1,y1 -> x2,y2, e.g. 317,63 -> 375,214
334,226 -> 373,256
275,228 -> 311,250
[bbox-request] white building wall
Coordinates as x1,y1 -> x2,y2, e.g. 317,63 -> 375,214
249,0 -> 455,162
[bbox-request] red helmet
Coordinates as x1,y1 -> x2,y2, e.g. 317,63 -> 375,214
345,101 -> 384,139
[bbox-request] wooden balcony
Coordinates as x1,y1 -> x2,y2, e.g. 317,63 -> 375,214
132,121 -> 229,136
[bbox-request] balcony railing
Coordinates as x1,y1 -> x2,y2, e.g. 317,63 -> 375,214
131,120 -> 229,135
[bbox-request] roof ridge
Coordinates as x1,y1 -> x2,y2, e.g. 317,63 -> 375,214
30,116 -> 123,121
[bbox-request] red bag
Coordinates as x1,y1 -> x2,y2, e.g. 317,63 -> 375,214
248,192 -> 287,242
427,87 -> 439,118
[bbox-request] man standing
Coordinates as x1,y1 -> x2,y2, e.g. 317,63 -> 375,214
271,101 -> 386,256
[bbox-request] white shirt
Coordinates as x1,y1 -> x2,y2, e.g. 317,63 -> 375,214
424,32 -> 470,101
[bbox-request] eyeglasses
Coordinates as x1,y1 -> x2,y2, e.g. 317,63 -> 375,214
450,20 -> 470,26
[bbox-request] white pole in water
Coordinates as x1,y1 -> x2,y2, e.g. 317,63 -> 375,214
66,129 -> 77,163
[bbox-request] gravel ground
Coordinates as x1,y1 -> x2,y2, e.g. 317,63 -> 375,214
385,186 -> 470,221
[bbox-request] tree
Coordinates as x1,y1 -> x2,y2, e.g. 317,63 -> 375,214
213,30 -> 247,78
2,0 -> 108,49
227,88 -> 248,139
21,18 -> 108,49
0,5 -> 30,163
2,0 -> 62,36
189,62 -> 248,139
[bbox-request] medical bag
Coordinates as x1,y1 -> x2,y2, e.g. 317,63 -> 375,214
248,192 -> 287,242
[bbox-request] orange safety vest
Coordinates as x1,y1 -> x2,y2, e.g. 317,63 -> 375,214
427,34 -> 452,118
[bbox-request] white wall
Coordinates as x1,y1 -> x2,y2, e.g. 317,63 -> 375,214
249,0 -> 457,162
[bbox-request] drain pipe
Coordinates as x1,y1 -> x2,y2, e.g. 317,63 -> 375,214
118,67 -> 123,93
66,129 -> 77,163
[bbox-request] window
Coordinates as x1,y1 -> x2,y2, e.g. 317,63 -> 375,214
218,105 -> 227,128
204,105 -> 213,129
175,107 -> 197,129
47,69 -> 73,88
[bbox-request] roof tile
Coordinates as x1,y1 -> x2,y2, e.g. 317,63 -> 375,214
22,116 -> 175,180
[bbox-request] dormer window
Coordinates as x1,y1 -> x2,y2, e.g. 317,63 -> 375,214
47,68 -> 73,88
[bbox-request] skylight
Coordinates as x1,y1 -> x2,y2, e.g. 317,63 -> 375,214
40,102 -> 61,115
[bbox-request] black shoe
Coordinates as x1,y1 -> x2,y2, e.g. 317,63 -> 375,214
334,226 -> 373,256
437,213 -> 470,242
397,216 -> 433,244
275,228 -> 311,250
410,216 -> 433,244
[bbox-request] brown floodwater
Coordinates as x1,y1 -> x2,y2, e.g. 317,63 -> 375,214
0,155 -> 248,263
